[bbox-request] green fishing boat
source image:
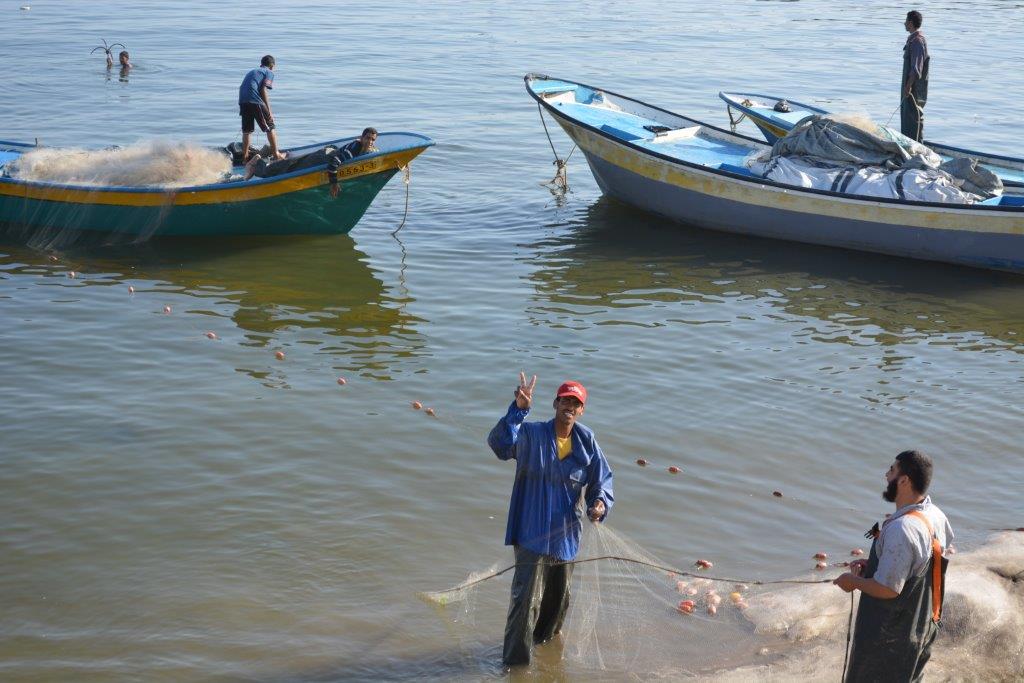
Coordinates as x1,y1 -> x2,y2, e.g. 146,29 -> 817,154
0,132 -> 433,242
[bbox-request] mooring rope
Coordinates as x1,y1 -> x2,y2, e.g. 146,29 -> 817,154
391,164 -> 412,236
537,101 -> 576,191
726,105 -> 747,132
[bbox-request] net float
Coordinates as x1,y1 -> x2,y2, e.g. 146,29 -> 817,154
685,586 -> 699,596
667,466 -> 681,474
736,600 -> 750,610
675,580 -> 688,593
815,562 -> 828,570
336,377 -> 347,385
677,600 -> 695,614
706,604 -> 717,616
851,548 -> 864,556
48,255 -> 58,261
729,592 -> 743,604
163,305 -> 171,314
636,458 -> 648,466
734,584 -> 748,591
425,407 -> 436,416
694,559 -> 712,569
772,490 -> 783,497
128,285 -> 134,294
709,594 -> 722,606
813,552 -> 827,560
412,401 -> 422,410
947,545 -> 957,555
205,331 -> 217,339
275,351 -> 285,360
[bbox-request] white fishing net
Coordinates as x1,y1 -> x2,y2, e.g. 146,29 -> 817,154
423,525 -> 1024,680
8,141 -> 231,187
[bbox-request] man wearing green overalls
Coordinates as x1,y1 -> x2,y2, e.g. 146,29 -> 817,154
834,450 -> 952,682
901,11 -> 930,142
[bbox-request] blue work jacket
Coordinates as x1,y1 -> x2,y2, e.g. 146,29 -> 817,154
487,402 -> 614,561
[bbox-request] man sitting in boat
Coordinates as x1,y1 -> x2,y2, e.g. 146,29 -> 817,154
246,128 -> 379,196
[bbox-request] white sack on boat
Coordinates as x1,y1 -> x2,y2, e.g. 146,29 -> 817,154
747,154 -> 986,204
767,115 -> 1003,199
7,141 -> 231,188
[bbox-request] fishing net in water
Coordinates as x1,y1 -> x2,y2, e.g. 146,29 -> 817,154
422,524 -> 1024,680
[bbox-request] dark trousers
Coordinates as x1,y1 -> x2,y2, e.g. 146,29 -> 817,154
254,147 -> 333,178
502,546 -> 574,667
900,96 -> 924,142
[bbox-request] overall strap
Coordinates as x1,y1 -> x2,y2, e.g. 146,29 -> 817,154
905,510 -> 943,622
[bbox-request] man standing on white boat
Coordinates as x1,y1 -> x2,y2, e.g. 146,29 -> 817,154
901,10 -> 930,142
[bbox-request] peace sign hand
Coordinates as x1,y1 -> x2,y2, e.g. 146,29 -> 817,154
514,371 -> 537,410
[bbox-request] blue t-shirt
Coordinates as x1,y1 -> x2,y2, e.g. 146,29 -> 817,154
238,66 -> 274,105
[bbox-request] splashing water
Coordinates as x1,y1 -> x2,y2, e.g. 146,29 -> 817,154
8,141 -> 231,187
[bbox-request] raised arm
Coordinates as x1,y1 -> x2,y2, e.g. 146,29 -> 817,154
486,372 -> 536,460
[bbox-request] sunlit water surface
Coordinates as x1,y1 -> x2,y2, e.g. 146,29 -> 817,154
2,1 -> 1023,680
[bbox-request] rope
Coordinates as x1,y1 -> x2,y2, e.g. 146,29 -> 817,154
391,164 -> 412,236
429,553 -> 834,597
841,591 -> 855,682
537,102 -> 575,191
726,105 -> 747,132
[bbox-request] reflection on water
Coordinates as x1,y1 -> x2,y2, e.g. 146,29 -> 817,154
0,234 -> 426,380
526,197 -> 1024,354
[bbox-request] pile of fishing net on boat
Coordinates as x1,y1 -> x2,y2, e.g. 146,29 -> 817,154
6,141 -> 231,187
422,522 -> 1024,680
745,114 -> 1003,204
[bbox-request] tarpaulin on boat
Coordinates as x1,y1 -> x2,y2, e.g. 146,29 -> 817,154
748,115 -> 1003,203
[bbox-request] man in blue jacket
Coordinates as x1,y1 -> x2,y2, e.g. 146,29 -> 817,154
488,372 -> 614,668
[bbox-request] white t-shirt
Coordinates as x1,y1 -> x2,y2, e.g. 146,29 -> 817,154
872,496 -> 953,595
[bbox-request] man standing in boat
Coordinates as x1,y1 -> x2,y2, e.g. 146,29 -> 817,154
833,450 -> 952,682
238,55 -> 285,164
488,373 -> 613,668
901,10 -> 930,142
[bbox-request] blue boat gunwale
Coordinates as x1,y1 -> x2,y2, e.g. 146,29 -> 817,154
0,132 -> 434,195
720,91 -> 1024,167
526,74 -> 1022,214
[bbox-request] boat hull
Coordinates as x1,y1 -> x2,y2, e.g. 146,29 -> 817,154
556,116 -> 1024,272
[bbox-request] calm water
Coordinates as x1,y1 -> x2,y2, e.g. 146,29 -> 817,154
2,1 -> 1023,680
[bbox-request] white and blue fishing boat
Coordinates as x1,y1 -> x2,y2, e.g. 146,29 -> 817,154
719,91 -> 1024,188
525,74 -> 1024,273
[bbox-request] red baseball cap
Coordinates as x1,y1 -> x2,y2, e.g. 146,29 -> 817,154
556,381 -> 587,405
